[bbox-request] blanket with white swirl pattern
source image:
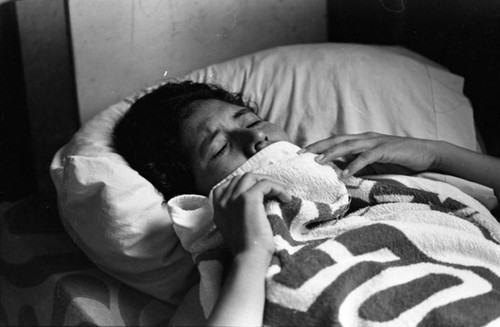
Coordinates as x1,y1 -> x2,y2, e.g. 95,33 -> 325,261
190,175 -> 500,327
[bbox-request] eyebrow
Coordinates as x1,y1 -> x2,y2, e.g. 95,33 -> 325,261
233,107 -> 256,119
198,107 -> 257,161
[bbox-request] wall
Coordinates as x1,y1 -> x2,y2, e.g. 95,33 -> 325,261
326,0 -> 500,157
69,0 -> 328,123
15,0 -> 80,194
0,2 -> 36,200
1,1 -> 79,198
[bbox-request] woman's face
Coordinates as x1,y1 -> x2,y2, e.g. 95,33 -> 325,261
180,99 -> 291,195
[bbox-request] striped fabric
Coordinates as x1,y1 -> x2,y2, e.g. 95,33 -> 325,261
192,175 -> 500,326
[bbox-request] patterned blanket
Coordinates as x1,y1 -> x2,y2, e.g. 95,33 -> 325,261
188,175 -> 500,326
0,195 -> 176,326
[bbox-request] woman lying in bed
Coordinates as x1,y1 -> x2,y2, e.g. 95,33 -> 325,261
114,81 -> 500,326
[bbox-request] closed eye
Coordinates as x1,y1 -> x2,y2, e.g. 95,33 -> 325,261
211,143 -> 228,160
247,120 -> 263,128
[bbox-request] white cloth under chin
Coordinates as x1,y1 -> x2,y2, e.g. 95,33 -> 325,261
167,141 -> 349,253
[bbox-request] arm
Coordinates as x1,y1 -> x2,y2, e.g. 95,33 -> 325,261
207,250 -> 270,327
168,251 -> 271,327
168,284 -> 206,326
302,132 -> 500,202
207,173 -> 291,326
434,141 -> 500,201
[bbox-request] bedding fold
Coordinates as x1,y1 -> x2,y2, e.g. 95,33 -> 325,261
168,141 -> 500,326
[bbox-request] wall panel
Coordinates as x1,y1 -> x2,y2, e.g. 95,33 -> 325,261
69,0 -> 327,122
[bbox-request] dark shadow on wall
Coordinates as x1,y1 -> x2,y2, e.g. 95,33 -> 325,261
1,1 -> 80,201
0,2 -> 37,200
327,0 -> 500,157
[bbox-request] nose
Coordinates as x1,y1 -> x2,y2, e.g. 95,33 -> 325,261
254,136 -> 269,153
239,128 -> 270,157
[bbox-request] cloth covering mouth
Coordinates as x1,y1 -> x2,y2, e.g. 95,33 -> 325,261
209,141 -> 304,191
168,141 -> 350,251
209,141 -> 349,204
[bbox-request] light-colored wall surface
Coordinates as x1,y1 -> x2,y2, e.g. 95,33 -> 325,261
69,0 -> 327,123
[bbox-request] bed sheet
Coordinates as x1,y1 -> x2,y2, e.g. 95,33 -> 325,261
50,43 -> 494,309
0,196 -> 176,326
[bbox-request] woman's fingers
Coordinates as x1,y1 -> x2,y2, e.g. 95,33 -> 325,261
233,174 -> 291,203
342,149 -> 384,177
212,173 -> 291,257
219,175 -> 245,203
214,174 -> 267,203
301,133 -> 381,162
316,139 -> 376,164
213,178 -> 231,203
300,132 -> 439,177
301,134 -> 357,154
249,179 -> 292,203
214,173 -> 291,205
302,132 -> 379,154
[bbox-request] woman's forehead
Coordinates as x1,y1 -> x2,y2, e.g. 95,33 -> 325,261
187,99 -> 255,132
181,100 -> 237,148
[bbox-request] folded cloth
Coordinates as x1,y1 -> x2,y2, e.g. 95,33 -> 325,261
168,141 -> 350,249
168,142 -> 500,326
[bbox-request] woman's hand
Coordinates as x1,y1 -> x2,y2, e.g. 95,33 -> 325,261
301,132 -> 441,177
212,172 -> 292,259
208,173 -> 291,327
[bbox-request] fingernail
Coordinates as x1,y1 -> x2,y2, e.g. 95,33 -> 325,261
297,148 -> 306,155
315,154 -> 324,162
341,169 -> 349,177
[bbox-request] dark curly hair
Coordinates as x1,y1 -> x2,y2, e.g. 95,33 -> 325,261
112,81 -> 249,200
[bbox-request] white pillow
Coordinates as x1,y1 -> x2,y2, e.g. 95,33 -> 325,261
50,99 -> 198,304
186,43 -> 481,150
50,43 -> 487,305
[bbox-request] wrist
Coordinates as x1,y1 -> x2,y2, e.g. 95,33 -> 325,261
233,248 -> 273,271
427,140 -> 448,172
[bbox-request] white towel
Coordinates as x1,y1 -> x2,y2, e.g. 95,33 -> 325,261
168,141 -> 350,252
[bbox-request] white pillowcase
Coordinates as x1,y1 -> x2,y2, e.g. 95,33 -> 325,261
50,100 -> 197,304
186,43 -> 481,150
50,43 -> 488,305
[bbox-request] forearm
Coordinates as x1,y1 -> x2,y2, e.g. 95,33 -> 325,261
433,141 -> 500,201
207,250 -> 270,327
